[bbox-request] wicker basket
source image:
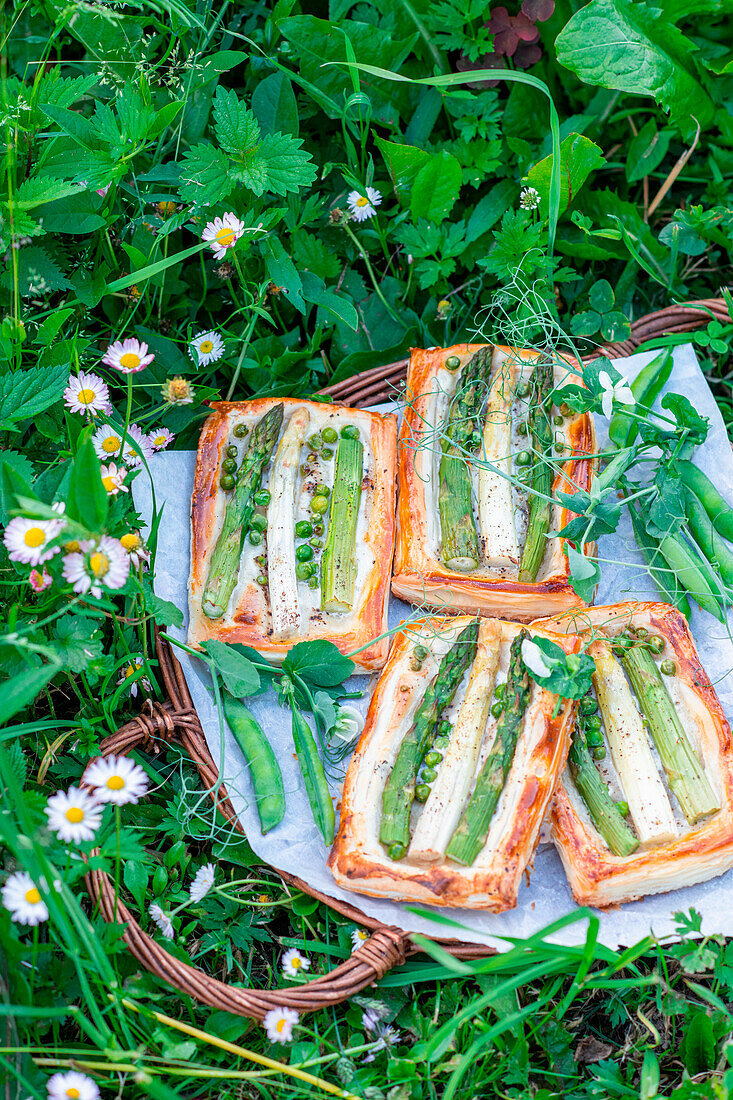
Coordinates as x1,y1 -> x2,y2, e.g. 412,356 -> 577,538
85,297 -> 727,1020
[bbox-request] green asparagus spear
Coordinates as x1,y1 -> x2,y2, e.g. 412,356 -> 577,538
568,725 -> 638,858
380,620 -> 479,855
621,644 -> 719,824
321,433 -> 363,612
202,404 -> 284,619
446,629 -> 530,866
438,347 -> 493,571
518,358 -> 554,582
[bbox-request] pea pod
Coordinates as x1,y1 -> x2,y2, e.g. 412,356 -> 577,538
223,694 -> 285,834
609,350 -> 672,448
678,460 -> 733,542
290,704 -> 335,845
656,532 -> 726,623
684,488 -> 733,586
627,500 -> 690,618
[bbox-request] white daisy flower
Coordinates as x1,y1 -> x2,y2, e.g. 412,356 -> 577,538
61,535 -> 130,599
189,862 -> 216,903
282,947 -> 311,978
520,187 -> 541,210
263,1006 -> 299,1043
92,424 -> 152,467
45,786 -> 102,844
92,425 -> 125,461
119,531 -> 150,569
149,901 -> 174,940
85,754 -> 149,805
521,638 -> 553,680
148,427 -> 175,451
102,337 -> 155,375
189,330 -> 224,366
3,516 -> 64,566
347,187 -> 382,222
598,369 -> 635,420
63,371 -> 110,416
351,927 -> 370,952
29,567 -> 52,593
47,1070 -> 100,1100
1,872 -> 49,926
202,213 -> 246,260
116,655 -> 151,698
161,376 -> 195,405
100,463 -> 128,496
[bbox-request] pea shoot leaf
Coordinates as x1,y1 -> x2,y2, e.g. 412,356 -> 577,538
283,640 -> 355,687
522,634 -> 596,698
565,543 -> 602,602
199,640 -> 261,697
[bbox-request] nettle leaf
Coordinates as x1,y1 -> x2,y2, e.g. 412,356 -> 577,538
213,87 -> 261,157
524,132 -> 605,216
14,177 -> 83,210
257,131 -> 317,196
283,640 -> 355,687
53,614 -> 105,673
522,634 -> 596,699
200,640 -> 261,697
4,246 -> 71,296
0,362 -> 69,429
292,231 -> 340,281
179,144 -> 232,205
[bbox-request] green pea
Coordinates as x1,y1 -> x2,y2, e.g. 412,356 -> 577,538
439,720 -> 451,736
415,784 -> 431,803
322,448 -> 334,459
310,495 -> 329,514
226,444 -> 238,458
634,627 -> 648,638
592,745 -> 606,761
553,414 -> 564,426
315,484 -> 330,497
515,450 -> 532,467
424,749 -> 442,767
585,728 -> 603,747
648,634 -> 666,654
413,644 -> 428,662
321,426 -> 338,444
256,573 -> 268,586
388,842 -> 406,860
308,433 -> 322,449
661,659 -> 676,676
495,682 -> 506,700
422,767 -> 437,783
341,425 -> 360,440
250,514 -> 267,532
233,423 -> 249,438
616,800 -> 630,817
410,658 -> 422,672
254,489 -> 271,506
585,715 -> 602,732
309,537 -> 323,549
296,544 -> 314,562
249,530 -> 263,545
220,474 -> 235,490
295,520 -> 313,538
254,554 -> 266,566
445,355 -> 461,370
580,697 -> 597,715
554,442 -> 564,454
491,701 -> 504,718
307,575 -> 319,589
433,735 -> 450,751
222,458 -> 237,473
295,562 -> 311,580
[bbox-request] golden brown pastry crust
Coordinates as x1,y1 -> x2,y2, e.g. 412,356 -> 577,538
328,615 -> 579,910
391,343 -> 597,621
188,398 -> 397,671
536,602 -> 733,908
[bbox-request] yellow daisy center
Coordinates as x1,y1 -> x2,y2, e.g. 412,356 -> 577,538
120,352 -> 141,370
89,551 -> 110,577
107,775 -> 125,790
102,435 -> 120,453
292,957 -> 302,969
77,388 -> 96,404
67,1089 -> 80,1099
124,663 -> 140,679
65,807 -> 84,824
216,228 -> 236,246
276,1019 -> 286,1033
120,533 -> 140,551
357,930 -> 368,941
153,435 -> 167,446
258,894 -> 271,904
356,197 -> 369,207
199,340 -> 214,354
65,539 -> 81,553
23,527 -> 46,548
158,201 -> 176,216
25,888 -> 41,905
102,476 -> 116,493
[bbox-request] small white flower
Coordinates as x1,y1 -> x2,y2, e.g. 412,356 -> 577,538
148,427 -> 175,451
521,638 -> 553,680
63,371 -> 110,416
47,1070 -> 100,1100
189,862 -> 216,903
119,531 -> 150,569
62,536 -> 130,599
598,369 -> 635,420
100,463 -> 128,496
149,901 -> 175,940
45,786 -> 102,844
92,424 -> 153,467
347,187 -> 382,222
1,872 -> 49,926
102,337 -> 155,375
85,754 -> 149,805
189,330 -> 224,366
202,213 -> 246,260
3,516 -> 63,566
29,567 -> 53,593
520,187 -> 541,210
263,1006 -> 299,1043
116,656 -> 151,698
351,927 -> 370,952
282,947 -> 311,978
331,705 -> 365,743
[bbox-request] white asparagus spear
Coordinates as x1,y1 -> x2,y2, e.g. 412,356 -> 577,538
408,618 -> 501,862
478,356 -> 519,567
591,640 -> 678,847
267,407 -> 310,639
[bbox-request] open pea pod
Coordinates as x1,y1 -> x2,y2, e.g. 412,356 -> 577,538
608,350 -> 673,448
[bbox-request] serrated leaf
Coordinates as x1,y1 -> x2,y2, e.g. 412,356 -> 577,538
213,87 -> 261,157
15,177 -> 83,210
6,246 -> 71,296
292,231 -> 340,281
39,103 -> 104,150
53,615 -> 105,673
256,131 -> 317,196
179,143 -> 233,204
0,362 -> 69,428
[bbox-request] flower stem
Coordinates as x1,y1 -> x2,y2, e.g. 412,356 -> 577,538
342,223 -> 406,330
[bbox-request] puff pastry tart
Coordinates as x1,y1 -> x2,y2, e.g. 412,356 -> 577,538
188,398 -> 397,671
537,602 -> 733,908
392,343 -> 597,621
328,615 -> 579,910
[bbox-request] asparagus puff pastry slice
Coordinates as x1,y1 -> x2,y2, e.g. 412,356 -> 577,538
392,343 -> 597,620
188,398 -> 398,671
536,602 -> 733,908
328,615 -> 579,910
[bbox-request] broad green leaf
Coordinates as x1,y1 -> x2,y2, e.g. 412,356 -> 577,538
260,236 -> 305,312
565,544 -> 601,602
625,119 -> 672,183
301,271 -> 358,331
213,87 -> 261,157
556,0 -> 714,135
588,278 -> 615,313
283,640 -> 355,687
256,131 -> 317,196
123,861 -> 149,912
292,231 -> 340,281
600,311 -> 631,342
569,310 -> 601,337
66,436 -> 108,532
375,137 -> 430,203
39,102 -> 104,150
34,309 -> 74,346
199,640 -> 261,697
0,661 -> 61,726
252,71 -> 299,136
14,177 -> 83,210
410,150 -> 462,222
524,133 -> 605,216
2,246 -> 71,296
0,451 -> 35,524
0,362 -> 69,429
680,1013 -> 715,1077
179,143 -> 233,205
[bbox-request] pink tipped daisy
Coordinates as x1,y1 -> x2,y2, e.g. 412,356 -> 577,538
121,424 -> 155,467
119,531 -> 150,569
201,213 -> 246,260
102,337 -> 155,375
4,516 -> 64,566
148,427 -> 175,451
347,187 -> 382,222
63,371 -> 110,416
29,567 -> 53,593
62,536 -> 130,600
100,463 -> 128,496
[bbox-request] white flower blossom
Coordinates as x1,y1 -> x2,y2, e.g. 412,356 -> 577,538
189,330 -> 224,366
1,872 -> 49,926
116,656 -> 151,698
149,902 -> 174,939
85,754 -> 149,805
189,862 -> 216,903
351,927 -> 370,952
45,786 -> 102,844
282,947 -> 311,978
202,213 -> 246,260
148,427 -> 175,451
598,369 -> 635,420
3,516 -> 64,566
47,1070 -> 100,1100
520,187 -> 541,210
119,531 -> 150,569
63,371 -> 110,416
62,536 -> 130,599
100,463 -> 128,496
347,187 -> 382,222
102,337 -> 154,375
263,1006 -> 299,1043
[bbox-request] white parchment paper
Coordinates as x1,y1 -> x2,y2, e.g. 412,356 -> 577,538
134,343 -> 733,951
